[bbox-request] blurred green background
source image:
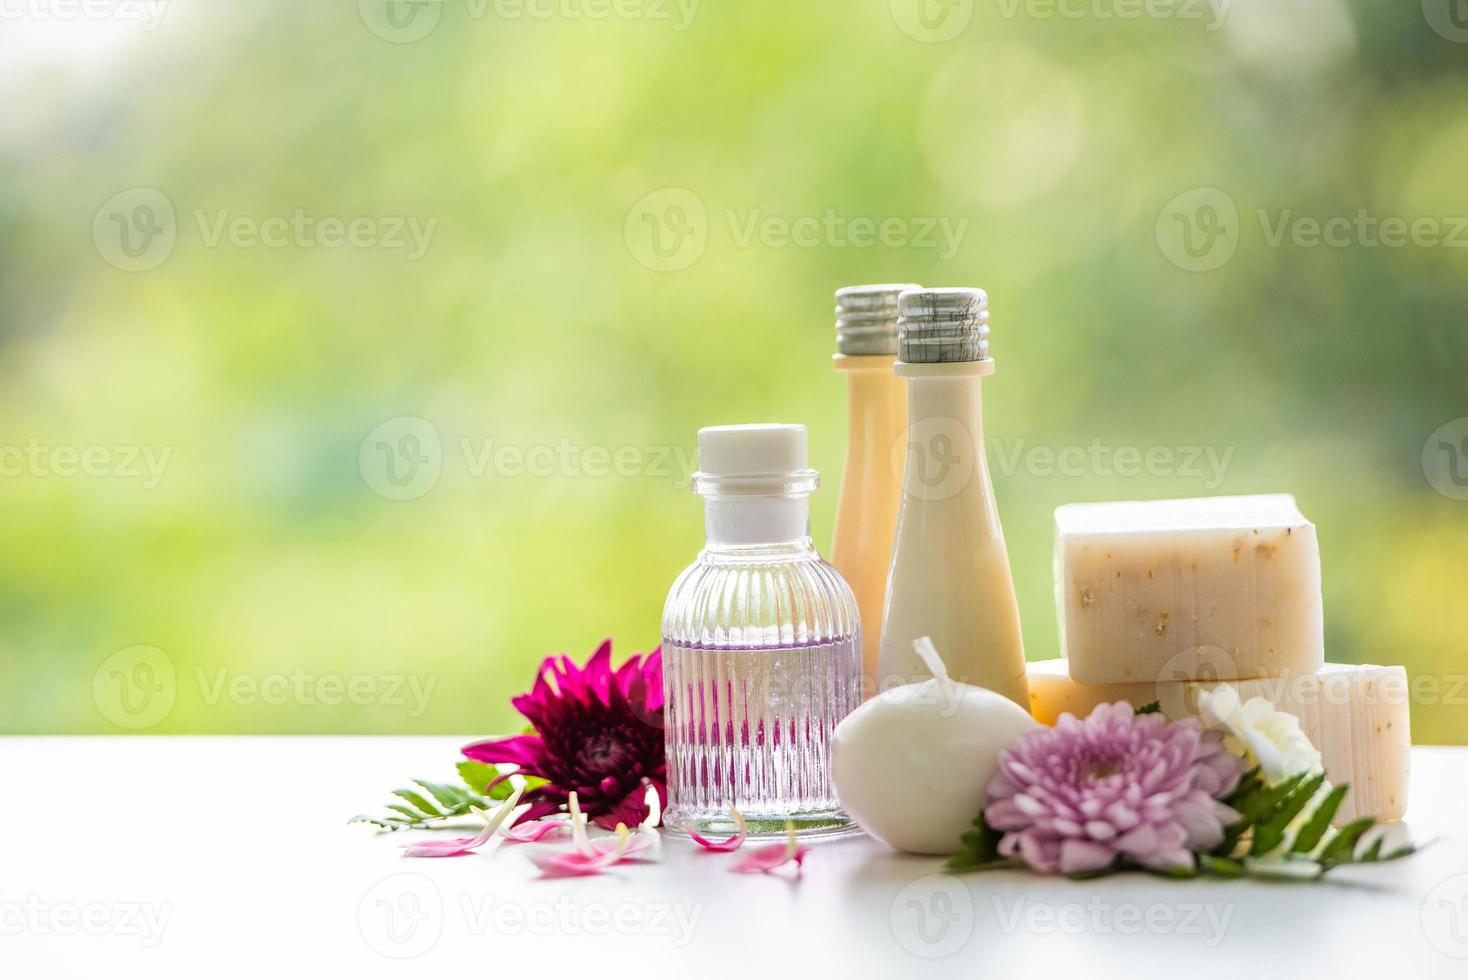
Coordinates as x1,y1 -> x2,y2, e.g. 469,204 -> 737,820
1,0 -> 1464,741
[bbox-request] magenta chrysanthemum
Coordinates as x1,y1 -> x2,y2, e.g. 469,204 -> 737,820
462,640 -> 665,831
984,702 -> 1244,875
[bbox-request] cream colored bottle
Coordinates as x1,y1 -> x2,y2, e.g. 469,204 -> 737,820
830,284 -> 917,696
877,287 -> 1028,707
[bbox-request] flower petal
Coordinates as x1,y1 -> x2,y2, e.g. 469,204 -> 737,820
685,808 -> 749,852
528,824 -> 632,878
501,818 -> 570,843
1059,839 -> 1116,875
730,822 -> 806,874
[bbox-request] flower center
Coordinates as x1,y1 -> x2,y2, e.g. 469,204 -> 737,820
1086,756 -> 1124,780
577,734 -> 631,775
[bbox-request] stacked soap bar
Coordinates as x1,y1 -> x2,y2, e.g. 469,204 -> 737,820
1055,494 -> 1324,682
1026,659 -> 1411,822
1042,493 -> 1410,822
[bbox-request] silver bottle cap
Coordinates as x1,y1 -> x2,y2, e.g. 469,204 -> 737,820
834,283 -> 921,356
897,287 -> 990,364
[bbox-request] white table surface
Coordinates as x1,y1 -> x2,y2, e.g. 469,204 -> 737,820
3,739 -> 1466,978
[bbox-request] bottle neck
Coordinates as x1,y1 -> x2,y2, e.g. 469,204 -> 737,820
704,495 -> 812,548
896,363 -> 995,503
909,374 -> 985,435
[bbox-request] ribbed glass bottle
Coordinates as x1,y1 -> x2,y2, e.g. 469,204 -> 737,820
661,424 -> 862,839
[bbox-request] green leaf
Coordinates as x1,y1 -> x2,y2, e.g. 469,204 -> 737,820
1143,863 -> 1198,879
385,803 -> 424,821
353,769 -> 503,832
1318,817 -> 1376,866
946,811 -> 1007,873
456,761 -> 500,795
1199,856 -> 1245,877
392,789 -> 443,818
1290,784 -> 1348,855
1134,701 -> 1161,715
415,779 -> 472,809
1251,771 -> 1326,857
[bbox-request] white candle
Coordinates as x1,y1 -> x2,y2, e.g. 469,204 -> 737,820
831,637 -> 1039,854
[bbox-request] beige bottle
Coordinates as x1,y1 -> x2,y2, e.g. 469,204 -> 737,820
830,284 -> 917,695
877,287 -> 1028,707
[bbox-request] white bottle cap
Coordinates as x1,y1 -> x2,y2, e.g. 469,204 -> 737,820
693,424 -> 819,496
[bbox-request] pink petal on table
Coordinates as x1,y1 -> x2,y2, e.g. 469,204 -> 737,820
730,823 -> 806,874
529,824 -> 633,878
402,836 -> 481,858
401,786 -> 524,859
685,808 -> 748,852
501,819 -> 569,843
602,829 -> 656,861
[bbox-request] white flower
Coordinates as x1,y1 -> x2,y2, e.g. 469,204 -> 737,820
1196,684 -> 1323,784
1198,683 -> 1335,858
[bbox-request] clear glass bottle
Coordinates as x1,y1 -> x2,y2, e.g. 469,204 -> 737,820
662,424 -> 862,839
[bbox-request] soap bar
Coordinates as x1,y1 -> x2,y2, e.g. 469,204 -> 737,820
1055,494 -> 1325,684
1026,658 -> 1410,822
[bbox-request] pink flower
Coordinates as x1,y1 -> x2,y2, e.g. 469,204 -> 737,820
463,640 -> 665,831
985,702 -> 1244,875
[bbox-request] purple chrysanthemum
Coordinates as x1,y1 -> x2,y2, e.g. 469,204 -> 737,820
462,640 -> 665,830
985,702 -> 1244,875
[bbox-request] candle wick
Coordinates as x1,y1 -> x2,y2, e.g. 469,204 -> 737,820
912,635 -> 951,683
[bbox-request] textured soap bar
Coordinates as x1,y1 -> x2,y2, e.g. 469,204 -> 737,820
1026,658 -> 1410,822
1055,494 -> 1325,684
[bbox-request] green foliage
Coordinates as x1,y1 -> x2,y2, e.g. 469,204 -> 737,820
945,811 -> 1017,873
350,766 -> 517,832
